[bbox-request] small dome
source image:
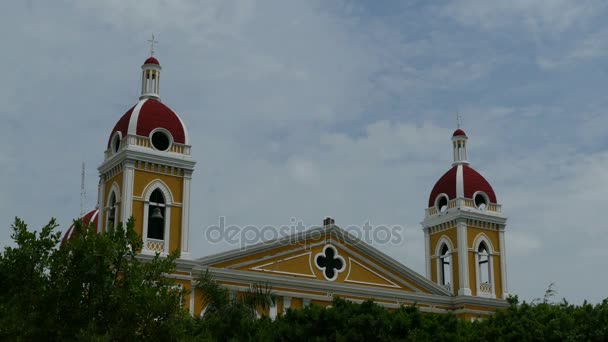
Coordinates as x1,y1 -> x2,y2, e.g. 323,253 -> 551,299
452,128 -> 467,137
107,98 -> 189,149
428,164 -> 496,207
62,209 -> 100,243
144,57 -> 160,65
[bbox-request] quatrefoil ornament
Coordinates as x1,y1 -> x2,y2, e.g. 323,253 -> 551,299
315,245 -> 346,281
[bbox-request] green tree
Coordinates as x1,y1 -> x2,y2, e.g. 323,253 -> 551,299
192,270 -> 276,341
0,217 -> 190,341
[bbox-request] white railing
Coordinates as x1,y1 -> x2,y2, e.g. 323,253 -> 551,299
479,282 -> 492,294
146,239 -> 165,253
426,198 -> 502,216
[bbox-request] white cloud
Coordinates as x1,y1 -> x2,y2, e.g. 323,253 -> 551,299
2,0 -> 608,305
441,0 -> 605,33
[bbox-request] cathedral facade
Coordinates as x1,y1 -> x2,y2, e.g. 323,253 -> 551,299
64,56 -> 509,320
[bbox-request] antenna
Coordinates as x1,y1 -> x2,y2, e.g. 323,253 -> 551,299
80,162 -> 86,216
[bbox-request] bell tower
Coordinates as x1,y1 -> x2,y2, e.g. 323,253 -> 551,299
422,127 -> 508,299
97,56 -> 195,258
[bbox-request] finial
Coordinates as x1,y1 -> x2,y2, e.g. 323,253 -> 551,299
147,34 -> 158,56
456,112 -> 462,129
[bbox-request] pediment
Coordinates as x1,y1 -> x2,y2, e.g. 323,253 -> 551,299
198,225 -> 451,296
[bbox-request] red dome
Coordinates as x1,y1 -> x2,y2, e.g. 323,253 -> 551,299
452,129 -> 467,137
428,164 -> 496,207
144,57 -> 160,65
107,98 -> 189,148
62,209 -> 100,243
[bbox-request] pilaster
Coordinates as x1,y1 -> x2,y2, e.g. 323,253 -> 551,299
457,220 -> 471,296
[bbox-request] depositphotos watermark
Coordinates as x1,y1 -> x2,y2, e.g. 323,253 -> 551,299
204,217 -> 404,249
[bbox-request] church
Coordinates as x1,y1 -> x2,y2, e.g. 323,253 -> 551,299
63,55 -> 510,320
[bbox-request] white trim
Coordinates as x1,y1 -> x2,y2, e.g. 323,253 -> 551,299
111,131 -> 123,154
498,228 -> 508,299
181,171 -> 192,257
189,281 -> 195,315
141,179 -> 174,204
97,178 -> 105,233
105,183 -> 120,230
127,99 -> 148,137
121,161 -> 135,224
434,193 -> 450,213
473,191 -> 490,210
434,235 -> 454,292
472,234 -> 496,299
345,258 -> 400,288
282,296 -> 291,313
149,127 -> 174,152
197,224 -> 451,296
175,113 -> 190,145
457,221 -> 471,296
269,301 -> 277,320
250,252 -> 316,278
314,244 -> 346,281
456,165 -> 464,198
98,147 -> 196,175
141,180 -> 174,254
330,239 -> 420,292
424,228 -> 431,279
89,210 -> 99,229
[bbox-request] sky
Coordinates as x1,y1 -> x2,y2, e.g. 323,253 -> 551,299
1,0 -> 608,304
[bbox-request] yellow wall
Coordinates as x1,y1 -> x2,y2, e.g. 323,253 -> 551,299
466,228 -> 502,298
103,173 -> 123,230
213,234 -> 431,294
429,226 -> 504,298
131,169 -> 184,253
133,169 -> 183,201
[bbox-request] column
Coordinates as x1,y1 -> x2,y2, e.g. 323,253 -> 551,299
424,228 -> 431,279
283,296 -> 291,313
181,170 -> 192,258
457,221 -> 471,296
499,227 -> 509,299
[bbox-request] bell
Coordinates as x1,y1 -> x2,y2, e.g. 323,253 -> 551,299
151,207 -> 164,220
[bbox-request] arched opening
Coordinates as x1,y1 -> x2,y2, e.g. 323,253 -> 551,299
107,191 -> 117,230
475,239 -> 494,297
439,243 -> 452,290
112,133 -> 121,153
435,194 -> 449,213
147,188 -> 165,240
474,192 -> 488,210
478,242 -> 490,284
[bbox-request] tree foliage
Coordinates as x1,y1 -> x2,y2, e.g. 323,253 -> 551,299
0,217 -> 189,341
2,217 -> 608,341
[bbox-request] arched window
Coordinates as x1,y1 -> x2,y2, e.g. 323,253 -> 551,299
474,237 -> 495,298
107,191 -> 117,230
439,243 -> 452,290
142,181 -> 173,254
478,242 -> 490,284
147,188 -> 165,240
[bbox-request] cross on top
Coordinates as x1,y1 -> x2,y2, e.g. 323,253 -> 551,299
456,112 -> 462,129
147,34 -> 158,56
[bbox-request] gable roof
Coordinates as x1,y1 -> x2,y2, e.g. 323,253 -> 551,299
197,224 -> 452,296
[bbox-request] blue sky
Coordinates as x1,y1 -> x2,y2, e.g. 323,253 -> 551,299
1,0 -> 608,304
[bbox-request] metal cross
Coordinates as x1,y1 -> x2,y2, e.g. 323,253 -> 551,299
456,112 -> 462,128
147,34 -> 158,56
